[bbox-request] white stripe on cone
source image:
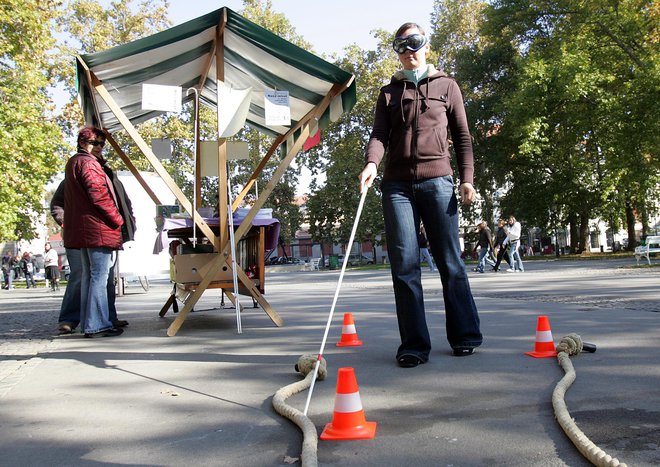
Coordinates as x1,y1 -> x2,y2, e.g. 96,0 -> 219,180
342,324 -> 357,334
536,330 -> 553,342
334,392 -> 363,413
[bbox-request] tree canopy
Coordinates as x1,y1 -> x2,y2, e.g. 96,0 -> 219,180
0,0 -> 65,240
1,0 -> 657,254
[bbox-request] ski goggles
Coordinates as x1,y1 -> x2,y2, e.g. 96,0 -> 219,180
392,34 -> 428,54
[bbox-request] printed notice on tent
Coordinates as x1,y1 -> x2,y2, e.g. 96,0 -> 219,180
264,90 -> 291,126
142,84 -> 182,112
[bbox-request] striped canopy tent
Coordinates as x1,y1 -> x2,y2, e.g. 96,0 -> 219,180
76,7 -> 356,138
75,7 -> 356,335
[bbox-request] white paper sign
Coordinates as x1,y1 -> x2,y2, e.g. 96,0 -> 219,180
264,90 -> 291,126
142,84 -> 182,112
217,84 -> 252,137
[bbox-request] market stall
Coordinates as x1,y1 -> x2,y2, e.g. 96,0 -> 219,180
75,7 -> 356,335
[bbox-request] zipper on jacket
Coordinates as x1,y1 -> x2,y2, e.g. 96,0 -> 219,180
412,83 -> 419,180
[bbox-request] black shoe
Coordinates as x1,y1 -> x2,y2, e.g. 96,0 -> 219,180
452,347 -> 475,357
112,319 -> 129,327
397,354 -> 426,368
84,328 -> 124,338
58,324 -> 74,335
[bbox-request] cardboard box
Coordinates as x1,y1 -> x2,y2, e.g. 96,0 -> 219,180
179,243 -> 214,255
173,253 -> 234,284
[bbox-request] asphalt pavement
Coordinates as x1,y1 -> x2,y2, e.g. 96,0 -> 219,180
0,257 -> 658,466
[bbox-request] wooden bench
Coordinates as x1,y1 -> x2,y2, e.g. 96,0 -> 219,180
634,235 -> 660,265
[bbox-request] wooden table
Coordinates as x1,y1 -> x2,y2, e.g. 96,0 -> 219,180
156,216 -> 284,335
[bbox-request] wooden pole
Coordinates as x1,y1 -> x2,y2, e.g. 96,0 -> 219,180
89,71 -> 218,245
216,11 -> 228,252
104,133 -> 162,205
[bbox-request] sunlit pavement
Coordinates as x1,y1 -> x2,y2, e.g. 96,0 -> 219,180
0,257 -> 658,466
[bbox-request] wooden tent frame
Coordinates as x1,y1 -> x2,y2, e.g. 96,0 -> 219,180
77,11 -> 354,336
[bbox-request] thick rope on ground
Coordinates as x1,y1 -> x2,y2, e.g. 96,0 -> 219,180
553,334 -> 627,467
272,355 -> 327,467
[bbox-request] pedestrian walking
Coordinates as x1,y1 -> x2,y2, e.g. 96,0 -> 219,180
2,250 -> 14,290
505,216 -> 524,272
472,222 -> 494,273
492,218 -> 511,272
418,224 -> 436,272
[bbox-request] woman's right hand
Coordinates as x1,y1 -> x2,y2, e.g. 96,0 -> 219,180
359,162 -> 377,193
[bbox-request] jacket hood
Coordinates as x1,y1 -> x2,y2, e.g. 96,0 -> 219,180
391,64 -> 447,83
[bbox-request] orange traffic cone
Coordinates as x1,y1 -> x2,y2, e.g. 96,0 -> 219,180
336,313 -> 363,347
320,367 -> 377,440
525,315 -> 558,358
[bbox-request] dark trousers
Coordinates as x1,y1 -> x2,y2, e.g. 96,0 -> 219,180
493,246 -> 511,271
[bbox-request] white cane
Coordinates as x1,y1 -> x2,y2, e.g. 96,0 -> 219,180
303,188 -> 368,416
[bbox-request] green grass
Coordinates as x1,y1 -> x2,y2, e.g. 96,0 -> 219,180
325,251 -> 658,269
3,279 -> 68,290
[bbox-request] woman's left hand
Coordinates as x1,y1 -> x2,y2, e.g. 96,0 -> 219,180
459,183 -> 476,205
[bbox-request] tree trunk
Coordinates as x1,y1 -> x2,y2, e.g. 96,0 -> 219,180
482,190 -> 494,231
640,203 -> 649,237
578,210 -> 590,254
625,200 -> 637,250
568,212 -> 579,254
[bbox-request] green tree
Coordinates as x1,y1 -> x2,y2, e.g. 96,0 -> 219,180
0,0 -> 66,240
55,0 -> 172,155
305,32 -> 400,257
431,0 -> 494,232
466,0 -> 659,252
431,0 -> 485,75
229,0 -> 313,245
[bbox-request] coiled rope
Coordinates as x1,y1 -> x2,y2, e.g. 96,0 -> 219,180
553,334 -> 627,467
272,354 -> 327,467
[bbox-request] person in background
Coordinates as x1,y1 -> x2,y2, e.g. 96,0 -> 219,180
20,252 -> 37,288
2,250 -> 14,290
418,223 -> 436,272
359,22 -> 482,367
43,242 -> 60,292
12,254 -> 22,283
472,222 -> 494,274
492,218 -> 511,272
506,215 -> 525,272
63,126 -> 124,338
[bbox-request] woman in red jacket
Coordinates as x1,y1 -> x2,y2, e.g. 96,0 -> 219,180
64,126 -> 124,338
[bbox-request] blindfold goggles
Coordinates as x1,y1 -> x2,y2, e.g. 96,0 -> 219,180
392,34 -> 428,54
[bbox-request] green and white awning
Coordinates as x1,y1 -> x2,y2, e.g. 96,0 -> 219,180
76,6 -> 356,137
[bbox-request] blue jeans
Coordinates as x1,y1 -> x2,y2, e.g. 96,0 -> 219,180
508,240 -> 524,271
420,248 -> 436,271
3,268 -> 12,289
59,249 -> 118,328
25,272 -> 36,288
80,247 -> 114,334
107,260 -> 118,323
382,176 -> 482,361
59,248 -> 82,327
477,247 -> 490,272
